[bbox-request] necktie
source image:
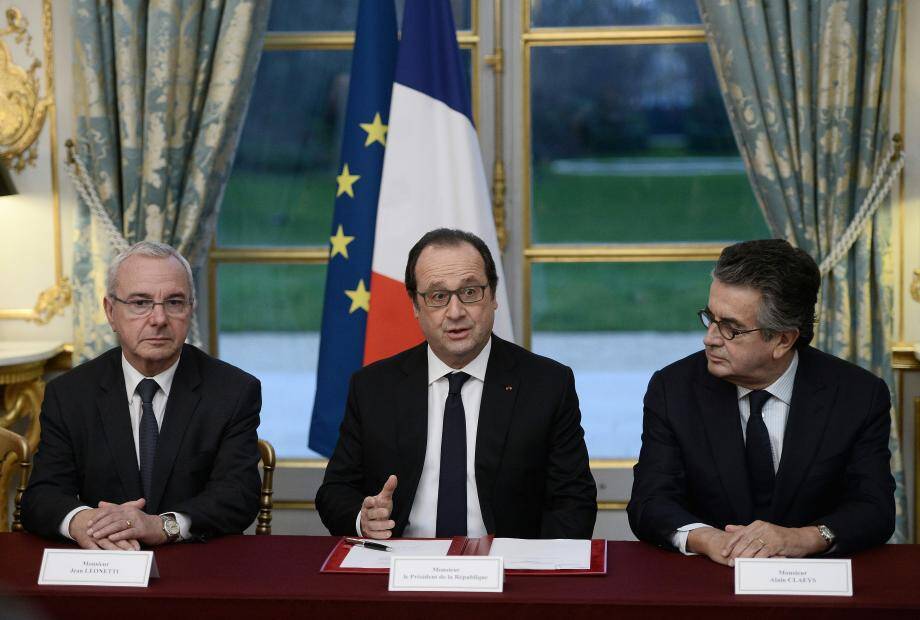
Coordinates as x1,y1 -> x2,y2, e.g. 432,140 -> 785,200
137,378 -> 160,500
436,371 -> 470,538
745,389 -> 774,520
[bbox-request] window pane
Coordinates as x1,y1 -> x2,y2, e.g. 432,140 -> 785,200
217,263 -> 326,458
530,44 -> 768,244
531,261 -> 714,458
219,51 -> 350,247
531,0 -> 700,28
267,0 -> 471,32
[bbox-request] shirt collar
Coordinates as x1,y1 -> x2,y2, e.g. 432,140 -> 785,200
737,349 -> 798,405
427,337 -> 492,385
122,352 -> 181,398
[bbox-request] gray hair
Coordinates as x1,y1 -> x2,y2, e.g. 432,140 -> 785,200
106,241 -> 196,306
712,239 -> 819,348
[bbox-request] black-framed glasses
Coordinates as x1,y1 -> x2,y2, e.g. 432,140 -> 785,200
698,308 -> 763,340
111,296 -> 191,317
415,285 -> 488,308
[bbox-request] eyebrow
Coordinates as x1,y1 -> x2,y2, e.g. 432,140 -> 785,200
124,292 -> 188,300
424,276 -> 483,289
705,307 -> 744,328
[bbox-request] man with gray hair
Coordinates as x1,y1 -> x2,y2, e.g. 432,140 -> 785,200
628,239 -> 894,564
23,241 -> 261,548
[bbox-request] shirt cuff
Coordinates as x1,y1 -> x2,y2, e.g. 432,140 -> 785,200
163,512 -> 193,541
671,522 -> 711,555
59,506 -> 92,540
355,511 -> 363,537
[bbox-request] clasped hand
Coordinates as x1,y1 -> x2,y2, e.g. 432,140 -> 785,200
688,521 -> 826,566
69,498 -> 167,550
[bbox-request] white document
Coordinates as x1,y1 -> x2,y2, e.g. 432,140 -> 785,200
38,549 -> 157,587
734,558 -> 853,596
389,556 -> 504,592
340,539 -> 454,569
488,538 -> 591,570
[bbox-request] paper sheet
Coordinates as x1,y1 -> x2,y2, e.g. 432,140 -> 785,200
339,539 -> 454,569
488,538 -> 591,570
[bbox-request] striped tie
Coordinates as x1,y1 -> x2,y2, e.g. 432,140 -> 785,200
137,378 -> 160,499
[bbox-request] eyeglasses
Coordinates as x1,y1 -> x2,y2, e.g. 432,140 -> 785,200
415,285 -> 488,308
111,296 -> 191,317
698,308 -> 763,340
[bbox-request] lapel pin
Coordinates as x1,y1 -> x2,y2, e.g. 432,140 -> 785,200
505,385 -> 513,391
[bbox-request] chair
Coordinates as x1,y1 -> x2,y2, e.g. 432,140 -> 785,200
257,438 -> 275,535
0,427 -> 30,532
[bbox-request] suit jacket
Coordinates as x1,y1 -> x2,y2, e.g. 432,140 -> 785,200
316,335 -> 597,539
22,344 -> 262,540
627,346 -> 895,555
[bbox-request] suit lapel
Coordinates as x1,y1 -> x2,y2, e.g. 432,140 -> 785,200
695,364 -> 753,524
772,349 -> 831,520
474,336 -> 519,533
148,346 -> 201,513
97,350 -> 144,500
393,344 -> 429,529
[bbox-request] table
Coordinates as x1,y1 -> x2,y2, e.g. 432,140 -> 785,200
1,534 -> 918,619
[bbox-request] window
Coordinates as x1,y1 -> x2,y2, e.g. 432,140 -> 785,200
523,0 -> 768,459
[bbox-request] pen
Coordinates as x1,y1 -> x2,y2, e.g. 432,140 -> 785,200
345,537 -> 392,552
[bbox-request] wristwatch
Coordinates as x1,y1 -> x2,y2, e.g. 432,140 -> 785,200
160,513 -> 181,543
816,524 -> 836,548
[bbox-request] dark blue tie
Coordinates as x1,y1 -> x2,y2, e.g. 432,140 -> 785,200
745,389 -> 774,520
436,372 -> 470,538
137,378 -> 160,500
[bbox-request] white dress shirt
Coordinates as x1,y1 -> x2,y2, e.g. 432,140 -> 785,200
672,351 -> 799,554
357,339 -> 491,538
59,354 -> 192,541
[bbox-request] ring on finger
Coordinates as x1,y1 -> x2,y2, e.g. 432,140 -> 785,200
126,520 -> 131,528
757,538 -> 766,546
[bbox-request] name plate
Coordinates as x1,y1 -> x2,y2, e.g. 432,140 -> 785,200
734,558 -> 852,596
38,549 -> 157,587
388,556 -> 504,592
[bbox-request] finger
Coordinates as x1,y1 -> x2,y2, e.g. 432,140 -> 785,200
124,498 -> 146,509
112,538 -> 136,551
754,543 -> 773,558
364,519 -> 395,532
724,524 -> 742,533
378,475 -> 398,501
362,496 -> 377,510
721,528 -> 748,557
364,528 -> 393,540
96,537 -> 124,551
77,536 -> 102,550
88,514 -> 128,538
107,526 -> 139,542
366,506 -> 392,521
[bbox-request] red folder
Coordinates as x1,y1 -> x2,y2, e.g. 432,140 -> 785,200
320,536 -> 607,575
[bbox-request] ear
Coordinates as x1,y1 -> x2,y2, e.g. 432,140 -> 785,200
103,296 -> 117,331
771,329 -> 799,359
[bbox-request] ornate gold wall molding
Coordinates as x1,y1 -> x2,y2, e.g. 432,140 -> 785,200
0,0 -> 70,324
0,6 -> 48,170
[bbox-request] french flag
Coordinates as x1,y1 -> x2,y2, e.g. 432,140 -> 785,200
363,0 -> 513,364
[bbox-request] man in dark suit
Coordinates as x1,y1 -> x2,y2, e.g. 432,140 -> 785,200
628,239 -> 895,564
22,241 -> 260,549
317,229 -> 596,540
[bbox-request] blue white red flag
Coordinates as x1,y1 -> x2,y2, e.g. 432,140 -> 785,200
363,0 -> 513,364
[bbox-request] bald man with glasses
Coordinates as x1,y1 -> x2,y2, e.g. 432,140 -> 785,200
22,241 -> 261,549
